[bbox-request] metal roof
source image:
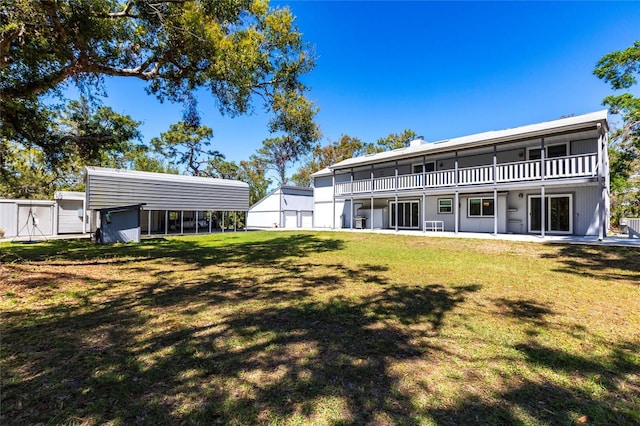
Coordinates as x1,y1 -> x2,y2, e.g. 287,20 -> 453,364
85,167 -> 249,188
323,110 -> 609,172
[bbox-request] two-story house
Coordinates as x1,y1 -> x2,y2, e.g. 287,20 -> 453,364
312,110 -> 610,238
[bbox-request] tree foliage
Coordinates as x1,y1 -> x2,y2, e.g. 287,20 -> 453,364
253,134 -> 314,185
151,121 -> 221,175
594,40 -> 640,224
292,135 -> 370,186
205,156 -> 270,204
0,98 -> 142,198
1,0 -> 318,163
375,129 -> 418,152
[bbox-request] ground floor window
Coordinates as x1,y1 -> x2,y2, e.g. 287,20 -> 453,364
438,198 -> 453,214
390,200 -> 420,228
468,198 -> 494,217
528,194 -> 573,234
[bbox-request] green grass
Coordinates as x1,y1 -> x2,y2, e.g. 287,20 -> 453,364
1,231 -> 639,425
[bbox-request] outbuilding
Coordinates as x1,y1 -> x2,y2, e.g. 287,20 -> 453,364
85,167 -> 250,236
246,185 -> 313,229
54,191 -> 88,234
0,199 -> 56,239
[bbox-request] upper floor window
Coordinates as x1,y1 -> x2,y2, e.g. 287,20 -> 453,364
413,162 -> 435,174
527,143 -> 568,161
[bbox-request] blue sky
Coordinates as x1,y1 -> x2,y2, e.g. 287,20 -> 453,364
98,1 -> 639,173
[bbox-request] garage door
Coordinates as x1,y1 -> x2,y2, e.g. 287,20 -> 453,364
58,199 -> 84,233
283,210 -> 298,228
301,211 -> 313,228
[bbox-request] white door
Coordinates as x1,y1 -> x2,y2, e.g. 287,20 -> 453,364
58,199 -> 84,233
284,210 -> 298,228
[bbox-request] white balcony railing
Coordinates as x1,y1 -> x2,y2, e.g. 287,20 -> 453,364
334,153 -> 598,195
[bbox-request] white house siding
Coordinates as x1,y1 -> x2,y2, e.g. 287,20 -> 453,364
424,196 -> 457,231
247,186 -> 313,229
458,194 -> 508,234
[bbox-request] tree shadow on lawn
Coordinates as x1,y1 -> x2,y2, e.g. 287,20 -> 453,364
1,241 -> 482,425
0,233 -> 344,268
540,244 -> 640,284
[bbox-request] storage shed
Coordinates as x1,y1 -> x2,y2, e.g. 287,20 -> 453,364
54,191 -> 87,234
85,167 -> 250,235
97,204 -> 143,243
0,199 -> 56,239
246,186 -> 314,229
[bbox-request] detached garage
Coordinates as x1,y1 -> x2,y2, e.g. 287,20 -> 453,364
246,186 -> 313,229
85,167 -> 250,237
0,199 -> 56,239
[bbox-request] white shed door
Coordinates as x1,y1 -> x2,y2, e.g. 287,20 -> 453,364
17,205 -> 53,236
58,199 -> 84,233
301,211 -> 313,228
284,211 -> 298,228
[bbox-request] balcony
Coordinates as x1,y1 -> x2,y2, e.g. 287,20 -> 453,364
334,153 -> 598,196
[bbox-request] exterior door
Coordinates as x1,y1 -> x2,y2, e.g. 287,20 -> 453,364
390,201 -> 420,229
528,194 -> 572,234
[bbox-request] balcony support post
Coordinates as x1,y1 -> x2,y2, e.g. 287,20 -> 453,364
350,168 -> 354,195
395,161 -> 398,192
454,191 -> 459,234
493,145 -> 497,184
454,152 -> 459,187
332,170 -> 336,229
422,156 -> 426,189
493,188 -> 498,236
370,165 -> 374,193
350,196 -> 354,230
541,185 -> 546,238
371,196 -> 374,230
422,192 -> 426,232
597,124 -> 606,240
541,138 -> 546,181
395,194 -> 398,232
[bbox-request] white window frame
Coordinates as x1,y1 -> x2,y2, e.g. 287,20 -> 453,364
468,197 -> 494,218
438,198 -> 453,214
526,142 -> 569,161
527,193 -> 573,234
412,161 -> 435,174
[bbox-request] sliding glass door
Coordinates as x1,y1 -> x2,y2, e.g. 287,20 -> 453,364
528,194 -> 572,234
390,200 -> 420,229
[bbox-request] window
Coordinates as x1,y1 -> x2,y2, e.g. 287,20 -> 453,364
468,198 -> 494,217
527,143 -> 569,160
412,162 -> 435,174
438,198 -> 453,214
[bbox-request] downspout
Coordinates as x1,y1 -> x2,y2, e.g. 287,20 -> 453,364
455,151 -> 459,234
332,170 -> 336,229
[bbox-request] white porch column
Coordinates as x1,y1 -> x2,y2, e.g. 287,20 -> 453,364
222,211 -> 225,233
164,210 -> 168,235
370,196 -> 374,230
541,138 -> 546,239
180,210 -> 184,234
422,193 -> 426,232
209,210 -> 212,233
454,191 -> 459,234
541,186 -> 546,238
394,195 -> 398,232
493,188 -> 498,236
350,197 -> 354,229
598,125 -> 606,240
332,170 -> 336,230
234,212 -> 237,232
148,210 -> 151,236
195,210 -> 198,234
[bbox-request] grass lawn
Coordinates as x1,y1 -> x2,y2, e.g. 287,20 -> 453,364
1,231 -> 639,425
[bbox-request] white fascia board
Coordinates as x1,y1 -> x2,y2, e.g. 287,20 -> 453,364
330,110 -> 609,171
